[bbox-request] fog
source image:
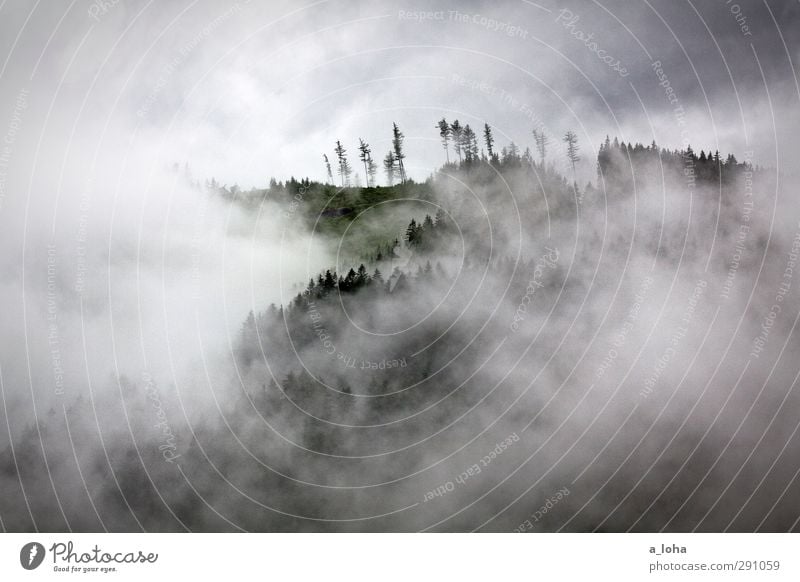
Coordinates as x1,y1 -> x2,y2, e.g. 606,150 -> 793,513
1,0 -> 799,532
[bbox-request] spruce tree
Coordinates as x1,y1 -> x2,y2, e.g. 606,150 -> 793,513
437,118 -> 451,163
483,123 -> 496,161
392,122 -> 407,183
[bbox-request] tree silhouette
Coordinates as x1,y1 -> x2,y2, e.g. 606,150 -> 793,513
483,123 -> 496,162
322,154 -> 334,184
434,208 -> 447,230
358,139 -> 375,187
450,120 -> 463,163
405,218 -> 420,246
334,141 -> 352,186
523,146 -> 533,166
533,128 -> 549,166
383,150 -> 396,186
563,130 -> 580,184
392,123 -> 407,184
462,125 -> 479,164
437,118 -> 451,163
367,156 -> 377,187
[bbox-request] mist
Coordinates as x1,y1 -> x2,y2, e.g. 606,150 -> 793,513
1,0 -> 799,533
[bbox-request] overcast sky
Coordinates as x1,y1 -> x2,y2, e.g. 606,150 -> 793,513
0,0 -> 798,187
3,0 -> 800,534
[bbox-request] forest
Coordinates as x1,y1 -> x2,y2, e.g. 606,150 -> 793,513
229,120 -> 759,459
1,118 -> 773,532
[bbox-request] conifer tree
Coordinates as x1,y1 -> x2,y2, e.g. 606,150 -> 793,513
533,128 -> 549,166
383,150 -> 396,186
367,154 -> 377,187
392,123 -> 407,183
358,139 -> 374,187
450,120 -> 463,162
437,118 -> 451,163
405,218 -> 418,246
323,154 -> 334,184
483,123 -> 496,161
462,125 -> 479,163
563,130 -> 580,184
334,141 -> 352,186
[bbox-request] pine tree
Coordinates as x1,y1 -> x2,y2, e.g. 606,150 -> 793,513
533,128 -> 549,166
450,120 -> 463,162
462,125 -> 479,164
437,118 -> 451,163
367,155 -> 377,187
563,130 -> 580,184
343,268 -> 357,291
383,150 -> 396,186
323,154 -> 334,184
405,218 -> 418,246
356,264 -> 368,286
358,139 -> 373,187
334,141 -> 352,186
323,269 -> 336,290
434,208 -> 446,230
483,123 -> 495,161
523,147 -> 533,166
392,122 -> 407,183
